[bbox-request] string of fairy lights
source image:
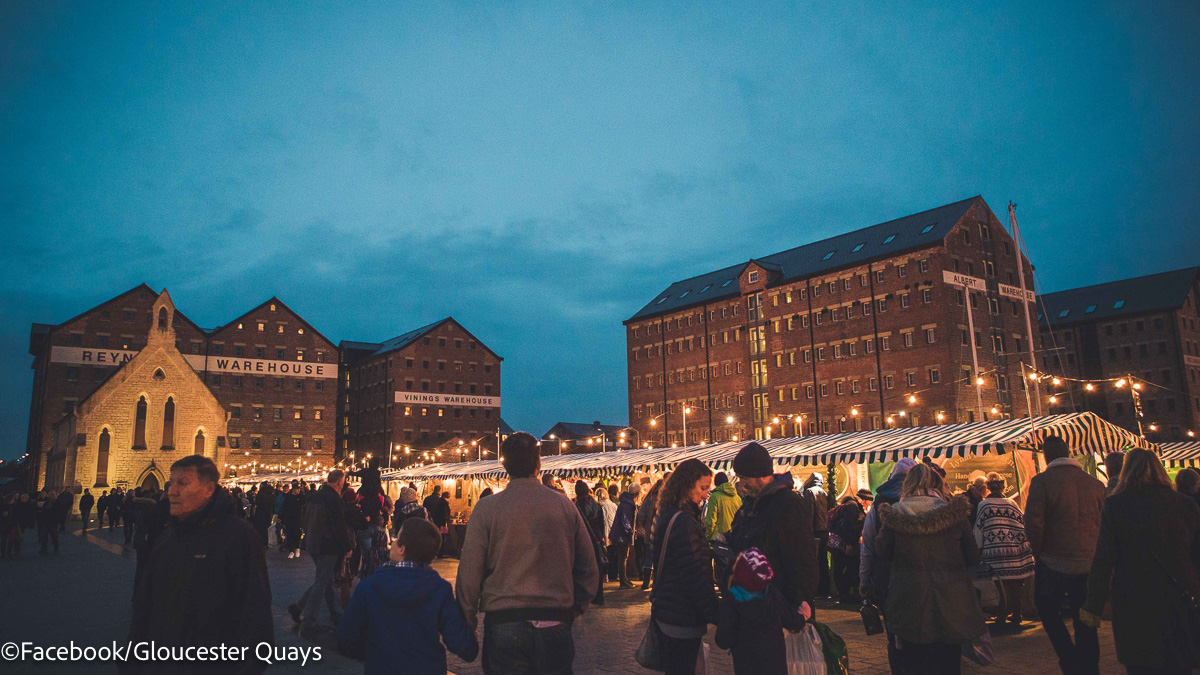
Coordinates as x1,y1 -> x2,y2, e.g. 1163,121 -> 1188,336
1024,365 -> 1196,439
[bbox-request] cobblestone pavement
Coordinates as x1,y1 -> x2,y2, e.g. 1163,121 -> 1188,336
0,521 -> 1126,674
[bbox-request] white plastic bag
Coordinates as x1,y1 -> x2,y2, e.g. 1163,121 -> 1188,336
785,625 -> 827,675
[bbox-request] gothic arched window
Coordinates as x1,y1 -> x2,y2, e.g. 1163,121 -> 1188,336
162,397 -> 175,450
133,396 -> 148,449
158,307 -> 168,331
95,429 -> 111,487
194,430 -> 205,457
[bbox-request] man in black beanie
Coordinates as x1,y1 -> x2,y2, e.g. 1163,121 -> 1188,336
725,442 -> 817,617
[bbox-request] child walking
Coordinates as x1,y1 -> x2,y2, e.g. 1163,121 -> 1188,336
715,547 -> 808,675
338,518 -> 478,674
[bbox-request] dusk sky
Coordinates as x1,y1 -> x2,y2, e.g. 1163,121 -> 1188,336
2,2 -> 1197,459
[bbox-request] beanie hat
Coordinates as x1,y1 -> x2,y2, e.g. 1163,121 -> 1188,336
856,488 -> 874,502
733,442 -> 774,478
400,487 -> 418,503
730,547 -> 773,594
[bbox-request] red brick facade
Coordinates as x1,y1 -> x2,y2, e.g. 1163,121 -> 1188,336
339,319 -> 502,467
625,198 -> 1039,447
26,286 -> 337,486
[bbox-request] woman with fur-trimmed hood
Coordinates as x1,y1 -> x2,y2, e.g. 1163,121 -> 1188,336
876,463 -> 986,674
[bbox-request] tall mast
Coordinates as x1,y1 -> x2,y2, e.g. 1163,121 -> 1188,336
1009,202 -> 1041,416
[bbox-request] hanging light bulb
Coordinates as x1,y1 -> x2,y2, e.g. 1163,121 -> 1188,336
1149,423 -> 1158,432
1085,383 -> 1095,391
850,407 -> 859,416
899,411 -> 907,417
936,412 -> 945,421
976,377 -> 985,386
886,416 -> 895,424
1115,378 -> 1127,388
908,395 -> 917,404
990,407 -> 999,414
1028,373 -> 1039,381
1188,430 -> 1195,438
1133,382 -> 1142,391
1052,377 -> 1061,386
1049,395 -> 1058,404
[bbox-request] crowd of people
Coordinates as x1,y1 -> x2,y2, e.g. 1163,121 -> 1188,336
5,433 -> 1199,674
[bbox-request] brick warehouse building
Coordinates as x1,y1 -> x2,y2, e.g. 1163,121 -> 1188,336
26,284 -> 337,490
338,318 -> 502,468
625,196 -> 1040,447
1038,267 -> 1200,441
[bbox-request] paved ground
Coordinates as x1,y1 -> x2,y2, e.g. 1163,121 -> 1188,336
0,520 -> 1126,674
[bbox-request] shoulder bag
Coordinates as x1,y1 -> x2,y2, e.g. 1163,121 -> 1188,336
634,511 -> 683,671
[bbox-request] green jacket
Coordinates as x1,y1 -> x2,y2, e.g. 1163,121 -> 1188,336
704,481 -> 742,540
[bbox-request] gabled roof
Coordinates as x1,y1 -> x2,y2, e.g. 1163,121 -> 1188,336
627,196 -> 981,322
543,421 -> 630,439
38,283 -> 210,340
210,296 -> 336,348
340,318 -> 503,363
1038,267 -> 1200,327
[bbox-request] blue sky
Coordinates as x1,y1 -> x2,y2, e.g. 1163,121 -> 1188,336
2,1 -> 1197,459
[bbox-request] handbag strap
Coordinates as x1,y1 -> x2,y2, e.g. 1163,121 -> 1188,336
652,511 -> 684,589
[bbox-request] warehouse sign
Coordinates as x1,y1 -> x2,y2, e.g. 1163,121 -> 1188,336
50,346 -> 336,378
50,346 -> 138,366
941,271 -> 987,292
395,392 -> 501,408
193,356 -> 336,378
998,284 -> 1036,302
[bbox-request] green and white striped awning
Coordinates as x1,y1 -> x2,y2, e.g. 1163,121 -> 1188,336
1159,441 -> 1200,468
379,412 -> 1155,482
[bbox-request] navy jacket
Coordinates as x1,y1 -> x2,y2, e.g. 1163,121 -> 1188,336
338,564 -> 478,675
610,492 -> 637,544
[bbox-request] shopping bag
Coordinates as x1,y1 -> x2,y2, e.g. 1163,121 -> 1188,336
785,624 -> 827,675
634,619 -> 665,671
695,640 -> 709,675
962,630 -> 996,666
812,620 -> 850,675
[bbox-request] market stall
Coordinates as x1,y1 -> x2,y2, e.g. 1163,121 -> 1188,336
1159,441 -> 1200,468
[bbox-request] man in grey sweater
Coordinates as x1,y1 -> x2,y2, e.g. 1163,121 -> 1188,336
456,432 -> 599,674
1024,435 -> 1106,675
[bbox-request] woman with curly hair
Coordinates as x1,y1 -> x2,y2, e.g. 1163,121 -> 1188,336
649,460 -> 718,675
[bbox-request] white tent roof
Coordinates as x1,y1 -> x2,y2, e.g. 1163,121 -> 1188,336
379,412 -> 1155,481
1160,441 -> 1200,468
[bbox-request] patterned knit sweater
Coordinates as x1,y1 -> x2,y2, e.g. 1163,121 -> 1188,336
973,496 -> 1035,579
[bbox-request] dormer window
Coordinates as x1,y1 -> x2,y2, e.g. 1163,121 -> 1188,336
883,234 -> 897,244
921,224 -> 935,234
822,251 -> 836,260
699,285 -> 711,293
721,279 -> 734,288
748,271 -> 759,283
270,303 -> 276,311
852,243 -> 865,252
679,290 -> 690,299
1113,300 -> 1125,309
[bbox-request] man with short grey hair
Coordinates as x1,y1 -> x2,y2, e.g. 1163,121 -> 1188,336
291,469 -> 351,636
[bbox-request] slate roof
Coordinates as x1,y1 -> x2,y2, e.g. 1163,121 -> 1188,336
1038,267 -> 1200,327
340,318 -> 503,363
627,196 -> 981,322
543,421 -> 630,439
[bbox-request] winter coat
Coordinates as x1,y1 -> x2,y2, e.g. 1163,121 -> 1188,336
609,492 -> 637,545
576,497 -> 606,548
635,487 -> 660,540
703,481 -> 742,540
338,564 -> 478,675
859,466 -> 907,598
828,501 -> 866,553
1083,486 -> 1200,669
715,585 -> 805,675
804,476 -> 829,533
423,495 -> 450,528
54,490 -> 74,519
252,487 -> 275,528
281,492 -> 305,524
599,498 -> 617,542
303,484 -> 352,556
650,502 -> 718,628
973,496 -> 1034,579
876,494 -> 986,645
393,500 -> 428,534
79,493 -> 95,513
726,473 -> 817,610
126,488 -> 273,674
1024,457 -> 1106,574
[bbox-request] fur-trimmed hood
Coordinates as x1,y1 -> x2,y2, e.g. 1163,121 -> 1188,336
878,494 -> 971,535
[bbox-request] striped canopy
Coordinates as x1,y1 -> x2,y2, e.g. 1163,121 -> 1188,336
1159,441 -> 1200,468
379,412 -> 1155,482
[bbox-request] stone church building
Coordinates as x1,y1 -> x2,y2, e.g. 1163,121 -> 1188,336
45,291 -> 227,494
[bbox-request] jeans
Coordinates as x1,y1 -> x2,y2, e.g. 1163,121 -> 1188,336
80,508 -> 92,533
660,634 -> 702,675
38,523 -> 58,552
482,618 -> 574,675
284,522 -> 302,553
123,516 -> 136,543
299,553 -> 342,628
356,529 -> 373,577
611,542 -> 631,585
815,532 -> 830,596
830,547 -> 859,600
890,636 -> 961,675
1034,561 -> 1099,675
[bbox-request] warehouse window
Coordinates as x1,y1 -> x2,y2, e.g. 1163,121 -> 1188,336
133,396 -> 148,449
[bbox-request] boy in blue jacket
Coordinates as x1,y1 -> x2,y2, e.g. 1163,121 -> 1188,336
338,517 -> 478,674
